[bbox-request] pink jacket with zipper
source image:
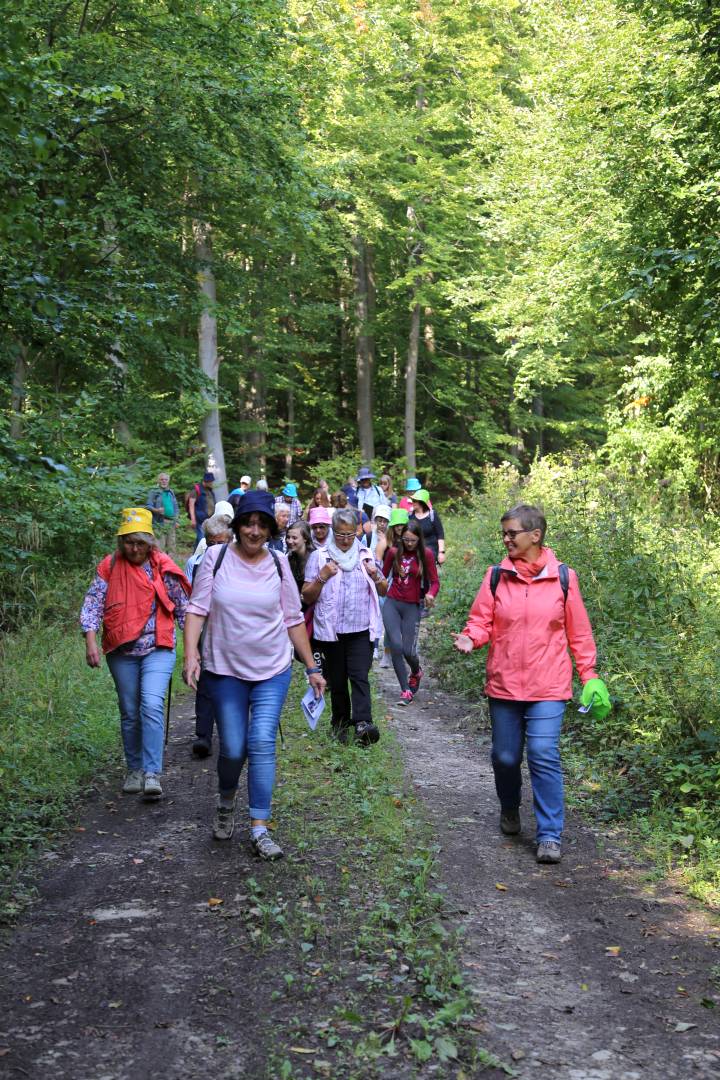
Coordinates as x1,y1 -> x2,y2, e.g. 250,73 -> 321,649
461,548 -> 598,701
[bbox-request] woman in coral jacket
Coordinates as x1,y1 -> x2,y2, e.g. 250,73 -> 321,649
452,503 -> 609,865
81,507 -> 191,801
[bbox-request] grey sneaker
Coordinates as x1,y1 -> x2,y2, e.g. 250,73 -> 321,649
122,769 -> 144,794
536,840 -> 562,864
251,830 -> 283,860
212,801 -> 236,841
142,773 -> 162,799
500,808 -> 521,836
379,651 -> 391,669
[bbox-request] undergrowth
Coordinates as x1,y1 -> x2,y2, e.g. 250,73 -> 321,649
427,457 -> 720,907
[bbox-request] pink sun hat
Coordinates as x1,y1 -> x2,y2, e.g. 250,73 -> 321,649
308,506 -> 333,527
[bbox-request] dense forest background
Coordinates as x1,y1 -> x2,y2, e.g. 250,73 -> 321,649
3,0 -> 720,568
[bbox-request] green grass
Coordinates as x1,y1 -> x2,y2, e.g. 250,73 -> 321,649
0,624 -> 122,916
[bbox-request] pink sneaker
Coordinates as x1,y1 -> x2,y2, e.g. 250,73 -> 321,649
408,668 -> 423,693
397,690 -> 414,706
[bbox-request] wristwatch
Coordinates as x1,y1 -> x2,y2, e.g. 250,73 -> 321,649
305,665 -> 323,675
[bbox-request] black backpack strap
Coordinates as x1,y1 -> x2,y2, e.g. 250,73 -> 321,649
558,562 -> 569,603
212,542 -> 229,577
268,548 -> 283,580
490,564 -> 502,596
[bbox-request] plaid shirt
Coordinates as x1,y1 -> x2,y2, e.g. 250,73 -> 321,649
275,496 -> 302,526
305,548 -> 382,639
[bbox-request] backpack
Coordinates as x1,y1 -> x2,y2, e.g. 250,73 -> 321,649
212,542 -> 283,580
183,483 -> 201,519
490,562 -> 569,603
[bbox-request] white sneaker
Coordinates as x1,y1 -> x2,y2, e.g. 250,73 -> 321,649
379,652 -> 391,669
122,769 -> 144,794
142,773 -> 163,799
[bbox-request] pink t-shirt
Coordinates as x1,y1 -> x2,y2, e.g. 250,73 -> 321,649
187,544 -> 303,680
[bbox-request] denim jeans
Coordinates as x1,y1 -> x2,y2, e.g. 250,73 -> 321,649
487,698 -> 567,843
204,665 -> 292,820
106,648 -> 176,775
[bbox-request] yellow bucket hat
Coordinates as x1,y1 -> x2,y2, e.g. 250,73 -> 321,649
117,507 -> 154,537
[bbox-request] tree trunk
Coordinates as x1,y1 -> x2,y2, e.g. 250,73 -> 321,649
285,385 -> 295,478
353,236 -> 375,462
243,361 -> 267,478
195,221 -> 228,499
531,393 -> 545,457
10,342 -> 28,440
405,297 -> 421,474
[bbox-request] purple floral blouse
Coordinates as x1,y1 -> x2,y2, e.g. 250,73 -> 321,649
80,562 -> 189,657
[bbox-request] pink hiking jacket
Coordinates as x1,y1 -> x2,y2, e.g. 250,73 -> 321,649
461,548 -> 598,701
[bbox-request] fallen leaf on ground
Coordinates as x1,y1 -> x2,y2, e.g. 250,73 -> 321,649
108,1001 -> 122,1009
553,880 -> 571,888
674,1022 -> 697,1032
511,1050 -> 525,1060
132,858 -> 144,865
605,946 -> 621,956
495,883 -> 508,891
208,897 -> 224,907
290,1046 -> 315,1054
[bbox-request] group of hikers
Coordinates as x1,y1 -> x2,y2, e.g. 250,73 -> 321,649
81,465 -> 611,866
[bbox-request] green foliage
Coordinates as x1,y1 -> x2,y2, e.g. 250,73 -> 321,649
429,459 -> 720,903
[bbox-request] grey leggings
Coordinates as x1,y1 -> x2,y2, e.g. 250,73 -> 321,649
382,597 -> 421,692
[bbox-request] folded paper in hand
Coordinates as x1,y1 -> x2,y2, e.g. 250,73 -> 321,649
301,686 -> 325,731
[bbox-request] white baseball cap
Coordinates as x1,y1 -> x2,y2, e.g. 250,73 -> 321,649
240,475 -> 251,485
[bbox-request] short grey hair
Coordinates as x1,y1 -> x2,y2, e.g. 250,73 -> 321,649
117,532 -> 156,551
501,503 -> 547,543
332,508 -> 358,533
256,478 -> 268,491
203,512 -> 233,539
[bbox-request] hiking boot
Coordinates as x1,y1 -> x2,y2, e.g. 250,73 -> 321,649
122,769 -> 144,794
212,800 -> 236,841
251,830 -> 284,861
408,668 -> 423,694
536,840 -> 562,864
354,720 -> 380,746
142,773 -> 163,800
500,808 -> 521,836
397,690 -> 414,706
192,735 -> 212,758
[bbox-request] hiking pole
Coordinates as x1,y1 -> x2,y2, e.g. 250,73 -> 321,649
164,678 -> 173,746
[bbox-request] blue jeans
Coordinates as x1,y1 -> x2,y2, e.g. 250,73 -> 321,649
488,698 -> 566,844
205,665 -> 292,820
106,648 -> 176,775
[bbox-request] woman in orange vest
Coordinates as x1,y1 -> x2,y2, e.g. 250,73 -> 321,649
80,508 -> 191,800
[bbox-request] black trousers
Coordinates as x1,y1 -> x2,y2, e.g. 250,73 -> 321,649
194,668 -> 216,741
315,631 -> 374,731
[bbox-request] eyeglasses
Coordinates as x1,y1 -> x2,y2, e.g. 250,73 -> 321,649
333,532 -> 356,540
501,529 -> 530,540
122,539 -> 149,548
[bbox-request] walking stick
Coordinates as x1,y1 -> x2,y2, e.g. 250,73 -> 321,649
164,678 -> 173,746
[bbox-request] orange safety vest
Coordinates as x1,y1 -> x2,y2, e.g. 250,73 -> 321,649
97,549 -> 190,654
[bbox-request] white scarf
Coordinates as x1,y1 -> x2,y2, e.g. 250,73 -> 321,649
326,536 -> 361,572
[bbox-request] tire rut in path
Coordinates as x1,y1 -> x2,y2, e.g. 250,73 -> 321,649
377,663 -> 720,1079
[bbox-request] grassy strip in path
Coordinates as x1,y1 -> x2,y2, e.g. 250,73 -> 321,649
254,670 -> 507,1078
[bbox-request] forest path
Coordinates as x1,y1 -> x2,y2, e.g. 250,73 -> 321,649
1,665 -> 719,1079
378,659 -> 720,1078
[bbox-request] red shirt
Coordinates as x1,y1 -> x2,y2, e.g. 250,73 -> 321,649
382,547 -> 439,604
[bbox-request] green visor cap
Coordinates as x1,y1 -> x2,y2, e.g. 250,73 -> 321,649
388,508 -> 409,528
412,488 -> 430,505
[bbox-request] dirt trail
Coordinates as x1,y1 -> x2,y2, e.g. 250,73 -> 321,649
378,661 -> 720,1078
1,667 -> 719,1079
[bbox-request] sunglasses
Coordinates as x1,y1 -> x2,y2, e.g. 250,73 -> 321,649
501,529 -> 531,540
